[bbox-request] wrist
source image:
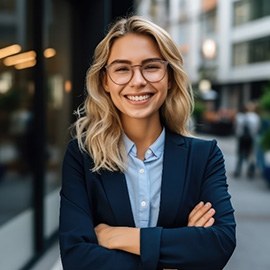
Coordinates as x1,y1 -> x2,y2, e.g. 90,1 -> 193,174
115,227 -> 140,255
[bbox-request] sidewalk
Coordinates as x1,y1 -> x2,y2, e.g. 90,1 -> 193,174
30,242 -> 62,270
205,134 -> 270,270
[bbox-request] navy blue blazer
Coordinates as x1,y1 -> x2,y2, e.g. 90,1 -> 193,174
59,130 -> 236,270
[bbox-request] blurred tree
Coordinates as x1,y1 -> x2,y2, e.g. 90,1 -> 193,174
259,84 -> 270,112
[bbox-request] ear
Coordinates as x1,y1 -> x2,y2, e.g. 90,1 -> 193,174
102,73 -> 110,93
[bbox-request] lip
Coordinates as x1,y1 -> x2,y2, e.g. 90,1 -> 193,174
124,93 -> 154,104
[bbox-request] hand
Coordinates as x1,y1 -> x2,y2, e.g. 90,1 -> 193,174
95,223 -> 140,255
95,223 -> 117,249
188,201 -> 215,227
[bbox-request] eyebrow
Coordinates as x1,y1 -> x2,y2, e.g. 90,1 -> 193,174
108,58 -> 164,65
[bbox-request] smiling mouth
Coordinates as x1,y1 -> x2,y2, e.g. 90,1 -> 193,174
125,94 -> 152,101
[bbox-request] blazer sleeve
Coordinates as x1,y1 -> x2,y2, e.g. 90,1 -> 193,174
59,140 -> 142,270
140,139 -> 236,270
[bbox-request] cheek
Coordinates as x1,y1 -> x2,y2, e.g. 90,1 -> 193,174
106,87 -> 123,108
109,95 -> 125,113
160,83 -> 170,105
161,78 -> 170,96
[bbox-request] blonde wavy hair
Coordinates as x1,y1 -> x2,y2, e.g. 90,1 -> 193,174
73,15 -> 194,172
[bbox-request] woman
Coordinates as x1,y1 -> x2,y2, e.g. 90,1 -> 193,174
59,16 -> 236,270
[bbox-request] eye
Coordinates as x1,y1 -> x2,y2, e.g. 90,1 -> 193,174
143,62 -> 162,71
112,64 -> 131,73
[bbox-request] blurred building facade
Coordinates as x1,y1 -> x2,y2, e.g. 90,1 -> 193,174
137,0 -> 270,111
0,0 -> 133,269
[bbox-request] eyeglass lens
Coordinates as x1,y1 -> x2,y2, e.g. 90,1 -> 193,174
106,60 -> 168,85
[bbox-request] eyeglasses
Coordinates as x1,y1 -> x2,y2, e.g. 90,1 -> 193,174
105,59 -> 169,85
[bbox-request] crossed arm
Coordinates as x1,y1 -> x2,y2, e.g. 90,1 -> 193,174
95,201 -> 215,255
60,139 -> 236,270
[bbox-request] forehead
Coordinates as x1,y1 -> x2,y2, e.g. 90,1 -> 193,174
108,33 -> 162,63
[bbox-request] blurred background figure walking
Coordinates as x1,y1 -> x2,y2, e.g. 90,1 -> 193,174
233,102 -> 261,178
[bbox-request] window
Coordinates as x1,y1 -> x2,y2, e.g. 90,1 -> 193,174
0,0 -> 16,13
201,9 -> 217,34
233,0 -> 270,26
233,36 -> 270,66
0,0 -> 34,228
0,0 -> 72,268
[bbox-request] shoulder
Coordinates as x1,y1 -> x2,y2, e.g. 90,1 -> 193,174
65,138 -> 81,155
166,130 -> 217,149
186,135 -> 220,159
166,130 -> 221,159
182,135 -> 225,171
65,138 -> 89,154
63,138 -> 92,164
166,132 -> 225,173
185,134 -> 217,145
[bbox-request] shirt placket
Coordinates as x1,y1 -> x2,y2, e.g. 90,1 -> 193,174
137,159 -> 150,228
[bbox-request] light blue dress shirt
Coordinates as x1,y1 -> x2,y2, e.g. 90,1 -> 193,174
123,128 -> 165,228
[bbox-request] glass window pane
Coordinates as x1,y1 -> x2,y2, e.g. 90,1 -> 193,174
0,0 -> 34,227
0,0 -> 16,13
233,0 -> 270,26
233,36 -> 270,66
44,0 -> 72,239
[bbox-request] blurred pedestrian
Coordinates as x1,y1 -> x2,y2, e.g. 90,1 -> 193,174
59,15 -> 236,270
233,102 -> 260,178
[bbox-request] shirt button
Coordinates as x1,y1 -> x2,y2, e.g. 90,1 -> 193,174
141,201 -> 147,207
146,149 -> 152,155
139,168 -> 144,174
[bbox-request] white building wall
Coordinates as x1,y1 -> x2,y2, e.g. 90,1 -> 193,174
186,0 -> 201,82
217,0 -> 233,83
166,0 -> 201,83
136,0 -> 152,18
230,17 -> 270,82
169,0 -> 179,21
218,0 -> 270,83
167,0 -> 181,41
232,16 -> 270,43
136,0 -> 270,89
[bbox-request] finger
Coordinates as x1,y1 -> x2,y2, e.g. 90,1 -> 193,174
189,201 -> 204,219
188,202 -> 212,225
204,217 -> 215,228
195,208 -> 216,227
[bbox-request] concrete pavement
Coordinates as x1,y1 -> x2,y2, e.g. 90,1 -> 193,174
214,135 -> 270,270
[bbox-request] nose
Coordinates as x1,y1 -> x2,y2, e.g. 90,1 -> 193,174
129,66 -> 147,86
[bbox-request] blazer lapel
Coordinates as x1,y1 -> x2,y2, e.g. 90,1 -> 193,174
101,170 -> 135,226
157,131 -> 188,227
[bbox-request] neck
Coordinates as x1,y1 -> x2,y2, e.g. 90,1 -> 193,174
121,116 -> 163,160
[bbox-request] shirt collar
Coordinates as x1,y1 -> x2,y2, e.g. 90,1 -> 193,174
123,133 -> 135,155
123,128 -> 165,159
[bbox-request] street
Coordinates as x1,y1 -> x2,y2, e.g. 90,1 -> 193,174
209,134 -> 270,270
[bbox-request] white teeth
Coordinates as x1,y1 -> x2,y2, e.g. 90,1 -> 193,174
126,95 -> 151,101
